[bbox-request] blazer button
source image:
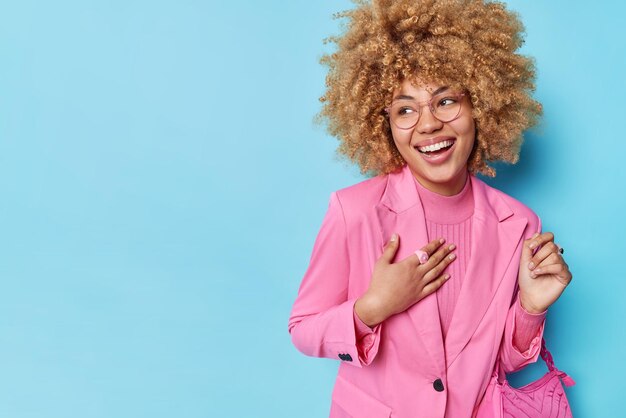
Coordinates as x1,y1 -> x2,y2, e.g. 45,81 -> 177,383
338,353 -> 353,362
433,378 -> 445,392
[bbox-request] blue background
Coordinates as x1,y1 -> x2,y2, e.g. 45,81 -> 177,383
0,1 -> 623,416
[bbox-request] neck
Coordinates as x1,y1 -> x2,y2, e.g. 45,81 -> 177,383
413,171 -> 469,196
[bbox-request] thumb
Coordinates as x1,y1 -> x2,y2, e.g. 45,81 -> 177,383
380,233 -> 400,263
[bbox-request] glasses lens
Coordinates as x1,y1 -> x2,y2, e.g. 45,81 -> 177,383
388,102 -> 420,129
431,93 -> 462,122
388,93 -> 463,129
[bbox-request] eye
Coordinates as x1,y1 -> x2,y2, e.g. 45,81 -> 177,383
436,96 -> 458,108
394,104 -> 417,117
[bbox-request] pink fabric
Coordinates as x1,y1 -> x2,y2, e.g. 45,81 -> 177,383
414,175 -> 474,339
353,176 -> 545,358
353,309 -> 379,364
289,164 -> 546,418
477,371 -> 574,418
413,174 -> 474,224
513,295 -> 547,353
414,176 -> 545,347
475,339 -> 575,418
430,217 -> 473,338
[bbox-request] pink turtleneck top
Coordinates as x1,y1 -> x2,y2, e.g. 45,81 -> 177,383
353,172 -> 546,363
414,172 -> 475,339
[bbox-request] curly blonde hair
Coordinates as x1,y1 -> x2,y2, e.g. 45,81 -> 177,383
317,0 -> 542,177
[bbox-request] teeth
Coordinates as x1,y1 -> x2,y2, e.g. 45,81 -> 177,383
417,140 -> 454,153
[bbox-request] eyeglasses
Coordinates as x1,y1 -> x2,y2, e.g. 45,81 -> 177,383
384,92 -> 466,130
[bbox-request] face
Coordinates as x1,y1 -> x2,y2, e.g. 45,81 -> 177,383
389,80 -> 476,196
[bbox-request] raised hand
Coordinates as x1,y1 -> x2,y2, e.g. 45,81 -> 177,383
354,234 -> 456,327
518,232 -> 572,314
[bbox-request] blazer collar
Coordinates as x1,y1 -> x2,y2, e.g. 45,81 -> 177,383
380,164 -> 514,222
375,164 -> 526,374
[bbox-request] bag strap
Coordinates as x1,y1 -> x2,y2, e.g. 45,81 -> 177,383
540,338 -> 557,371
494,338 -> 576,387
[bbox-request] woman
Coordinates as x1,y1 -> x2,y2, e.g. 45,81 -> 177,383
288,1 -> 572,417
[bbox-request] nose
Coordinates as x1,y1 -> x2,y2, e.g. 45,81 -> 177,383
415,105 -> 444,134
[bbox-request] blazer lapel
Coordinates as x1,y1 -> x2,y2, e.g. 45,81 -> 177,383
375,165 -> 528,373
375,165 -> 446,375
443,175 -> 528,367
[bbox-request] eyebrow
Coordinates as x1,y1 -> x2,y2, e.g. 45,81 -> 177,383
392,86 -> 450,101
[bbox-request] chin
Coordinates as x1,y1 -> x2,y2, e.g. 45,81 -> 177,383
406,158 -> 469,189
410,162 -> 465,180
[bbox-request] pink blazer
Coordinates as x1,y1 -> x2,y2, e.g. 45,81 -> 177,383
288,164 -> 546,418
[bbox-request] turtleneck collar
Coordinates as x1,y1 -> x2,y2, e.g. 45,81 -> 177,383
412,172 -> 475,223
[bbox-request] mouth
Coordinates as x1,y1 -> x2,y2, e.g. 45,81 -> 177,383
414,138 -> 456,156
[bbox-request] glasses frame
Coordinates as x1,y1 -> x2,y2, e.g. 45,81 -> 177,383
384,92 -> 467,130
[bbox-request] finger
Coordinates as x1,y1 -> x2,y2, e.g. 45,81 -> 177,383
405,237 -> 446,265
422,242 -> 456,273
528,231 -> 555,253
414,249 -> 430,264
530,263 -> 572,285
420,237 -> 446,256
380,233 -> 401,264
423,246 -> 457,281
521,232 -> 540,262
528,241 -> 559,270
421,273 -> 451,296
535,252 -> 561,269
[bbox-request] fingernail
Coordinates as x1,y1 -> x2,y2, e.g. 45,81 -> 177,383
532,233 -> 540,239
439,238 -> 445,244
529,242 -> 537,249
444,274 -> 450,280
534,268 -> 542,274
449,253 -> 456,260
390,233 -> 397,242
528,261 -> 535,270
449,244 -> 456,250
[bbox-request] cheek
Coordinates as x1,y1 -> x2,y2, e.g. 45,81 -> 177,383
391,128 -> 411,147
452,117 -> 476,145
461,117 -> 476,136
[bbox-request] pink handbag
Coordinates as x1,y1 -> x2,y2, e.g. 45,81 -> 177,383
476,338 -> 575,417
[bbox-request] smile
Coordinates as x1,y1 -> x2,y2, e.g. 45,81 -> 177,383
412,137 -> 457,164
416,139 -> 455,154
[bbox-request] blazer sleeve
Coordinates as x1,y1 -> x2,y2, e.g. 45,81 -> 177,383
287,192 -> 382,367
498,215 -> 547,373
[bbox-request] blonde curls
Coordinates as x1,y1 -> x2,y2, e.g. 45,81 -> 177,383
317,0 -> 542,177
